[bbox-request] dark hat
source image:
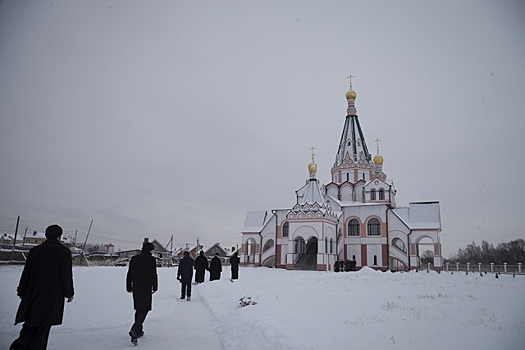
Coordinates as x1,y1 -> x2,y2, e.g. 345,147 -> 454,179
199,250 -> 204,255
45,225 -> 63,238
142,242 -> 154,252
183,251 -> 190,256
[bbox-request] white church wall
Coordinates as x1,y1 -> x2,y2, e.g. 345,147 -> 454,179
367,244 -> 383,267
346,244 -> 361,266
340,185 -> 353,201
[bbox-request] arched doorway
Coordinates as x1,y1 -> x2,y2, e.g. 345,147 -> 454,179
306,236 -> 318,254
417,237 -> 434,269
294,236 -> 318,270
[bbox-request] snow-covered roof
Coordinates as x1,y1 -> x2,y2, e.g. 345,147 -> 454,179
392,201 -> 441,230
242,211 -> 270,233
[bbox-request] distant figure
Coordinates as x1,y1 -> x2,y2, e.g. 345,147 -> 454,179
230,251 -> 240,280
177,251 -> 195,300
10,224 -> 74,350
194,250 -> 208,283
126,242 -> 158,346
350,258 -> 357,271
209,252 -> 222,281
334,260 -> 340,272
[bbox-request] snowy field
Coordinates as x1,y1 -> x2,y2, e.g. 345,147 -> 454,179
1,265 -> 524,350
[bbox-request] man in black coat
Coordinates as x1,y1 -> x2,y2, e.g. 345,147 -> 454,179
126,242 -> 158,346
209,252 -> 222,281
194,250 -> 208,284
177,251 -> 195,300
229,251 -> 240,280
10,224 -> 74,350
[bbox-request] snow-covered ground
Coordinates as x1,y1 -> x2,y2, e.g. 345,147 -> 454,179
1,265 -> 523,350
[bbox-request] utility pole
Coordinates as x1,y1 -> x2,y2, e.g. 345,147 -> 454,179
74,230 -> 78,246
23,227 -> 28,244
82,220 -> 93,251
10,216 -> 20,264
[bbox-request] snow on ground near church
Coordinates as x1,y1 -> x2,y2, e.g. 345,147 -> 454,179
1,266 -> 524,350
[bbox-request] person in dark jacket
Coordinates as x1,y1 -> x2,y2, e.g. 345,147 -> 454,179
229,251 -> 240,280
10,224 -> 74,350
194,250 -> 208,284
126,242 -> 158,346
209,252 -> 222,281
177,251 -> 195,300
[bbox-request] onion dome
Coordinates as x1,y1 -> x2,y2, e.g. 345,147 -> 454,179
345,89 -> 357,100
308,162 -> 318,173
373,153 -> 384,165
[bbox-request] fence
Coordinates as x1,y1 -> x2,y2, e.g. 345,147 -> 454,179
421,262 -> 523,274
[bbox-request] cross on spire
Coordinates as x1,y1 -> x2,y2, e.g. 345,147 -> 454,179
347,74 -> 354,90
374,138 -> 381,153
309,146 -> 316,162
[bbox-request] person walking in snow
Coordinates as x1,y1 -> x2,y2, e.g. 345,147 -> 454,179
209,252 -> 222,281
10,224 -> 75,350
177,251 -> 195,300
194,250 -> 208,284
126,241 -> 158,346
229,251 -> 240,280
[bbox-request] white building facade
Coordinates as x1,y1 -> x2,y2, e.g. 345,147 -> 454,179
241,81 -> 443,271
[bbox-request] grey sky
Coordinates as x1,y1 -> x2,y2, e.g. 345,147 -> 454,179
1,0 -> 524,256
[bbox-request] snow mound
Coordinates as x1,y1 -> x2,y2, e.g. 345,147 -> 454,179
356,266 -> 383,275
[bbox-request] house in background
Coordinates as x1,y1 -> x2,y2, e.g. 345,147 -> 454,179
23,231 -> 47,246
0,234 -> 23,245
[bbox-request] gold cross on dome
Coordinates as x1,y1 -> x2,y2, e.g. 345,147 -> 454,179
309,146 -> 316,162
347,74 -> 354,89
374,138 -> 381,153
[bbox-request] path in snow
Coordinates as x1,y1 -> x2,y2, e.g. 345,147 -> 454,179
0,266 -> 224,350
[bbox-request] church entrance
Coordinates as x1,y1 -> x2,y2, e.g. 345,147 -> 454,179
294,236 -> 318,270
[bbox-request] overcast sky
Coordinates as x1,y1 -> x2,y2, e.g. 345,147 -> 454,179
1,0 -> 524,257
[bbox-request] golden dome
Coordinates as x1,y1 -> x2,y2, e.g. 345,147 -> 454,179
373,154 -> 384,165
308,162 -> 318,173
346,89 -> 357,100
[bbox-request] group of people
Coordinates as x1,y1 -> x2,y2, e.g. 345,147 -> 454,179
334,258 -> 357,272
10,224 -> 242,349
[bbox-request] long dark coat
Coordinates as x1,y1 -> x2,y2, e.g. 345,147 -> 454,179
209,256 -> 222,281
229,254 -> 240,279
194,254 -> 208,283
15,238 -> 74,326
177,255 -> 195,279
126,251 -> 158,312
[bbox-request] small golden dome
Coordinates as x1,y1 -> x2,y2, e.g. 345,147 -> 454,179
373,154 -> 384,165
346,89 -> 357,100
308,162 -> 318,173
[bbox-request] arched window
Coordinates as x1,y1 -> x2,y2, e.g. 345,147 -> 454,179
379,188 -> 385,200
392,238 -> 406,253
282,222 -> 289,237
348,219 -> 360,236
367,218 -> 381,236
370,189 -> 376,200
373,255 -> 378,265
330,238 -> 333,254
263,239 -> 274,252
325,238 -> 328,253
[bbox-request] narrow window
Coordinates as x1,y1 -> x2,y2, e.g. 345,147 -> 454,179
367,218 -> 381,236
330,239 -> 333,254
379,188 -> 385,200
282,222 -> 289,237
373,255 -> 378,265
346,173 -> 349,181
370,189 -> 376,200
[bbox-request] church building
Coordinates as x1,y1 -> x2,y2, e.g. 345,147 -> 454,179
240,79 -> 443,272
